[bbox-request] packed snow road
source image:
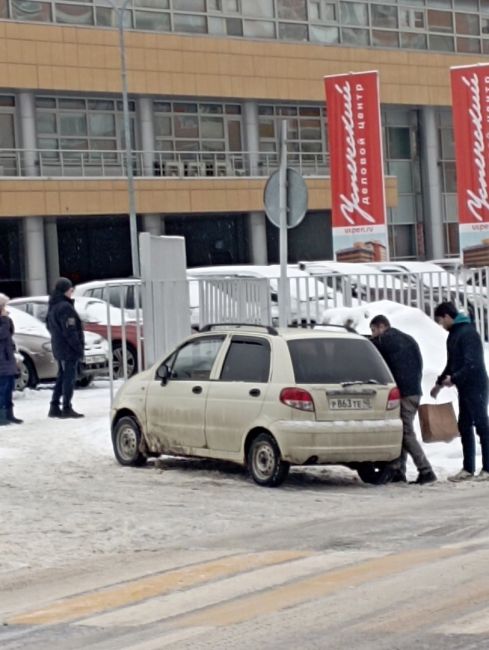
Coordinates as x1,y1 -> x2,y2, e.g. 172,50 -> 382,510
1,382 -> 489,649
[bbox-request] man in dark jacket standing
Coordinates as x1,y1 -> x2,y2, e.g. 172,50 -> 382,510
46,278 -> 85,419
431,301 -> 489,482
370,315 -> 436,485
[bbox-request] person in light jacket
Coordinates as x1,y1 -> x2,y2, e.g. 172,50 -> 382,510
0,293 -> 22,426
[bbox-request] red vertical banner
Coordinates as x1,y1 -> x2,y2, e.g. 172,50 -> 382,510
451,64 -> 489,266
324,71 -> 388,262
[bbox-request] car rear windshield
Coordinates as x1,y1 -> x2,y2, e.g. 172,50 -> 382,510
287,338 -> 393,384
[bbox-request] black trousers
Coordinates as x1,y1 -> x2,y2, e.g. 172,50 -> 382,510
458,388 -> 489,474
51,360 -> 78,410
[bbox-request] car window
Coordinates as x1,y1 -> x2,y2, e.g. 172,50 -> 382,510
33,304 -> 48,323
91,288 -> 104,300
287,338 -> 393,384
220,336 -> 270,382
169,336 -> 224,381
107,286 -> 125,309
12,303 -> 27,313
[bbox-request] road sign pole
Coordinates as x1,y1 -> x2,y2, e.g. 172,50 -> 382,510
279,120 -> 288,328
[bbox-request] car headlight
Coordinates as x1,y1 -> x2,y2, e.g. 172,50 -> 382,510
42,342 -> 52,352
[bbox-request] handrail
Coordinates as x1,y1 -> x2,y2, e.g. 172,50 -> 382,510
0,148 -> 330,178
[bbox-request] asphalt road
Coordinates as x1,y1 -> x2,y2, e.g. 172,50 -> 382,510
2,478 -> 489,650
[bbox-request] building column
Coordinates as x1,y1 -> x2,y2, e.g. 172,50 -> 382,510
243,100 -> 260,176
44,218 -> 60,290
138,98 -> 163,238
24,217 -> 47,295
19,91 -> 48,294
18,91 -> 37,176
420,106 -> 444,259
138,96 -> 155,176
244,101 -> 268,264
249,212 -> 268,265
143,214 -> 162,236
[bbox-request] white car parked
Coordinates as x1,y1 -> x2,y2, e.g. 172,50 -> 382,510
111,324 -> 402,487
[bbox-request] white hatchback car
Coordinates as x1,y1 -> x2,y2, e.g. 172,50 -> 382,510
111,325 -> 403,487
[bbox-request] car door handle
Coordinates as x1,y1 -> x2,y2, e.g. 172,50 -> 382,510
249,388 -> 261,397
192,385 -> 203,394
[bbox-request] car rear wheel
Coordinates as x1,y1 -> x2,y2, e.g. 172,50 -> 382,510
112,415 -> 147,467
112,343 -> 137,380
247,433 -> 289,487
356,462 -> 387,485
15,354 -> 37,391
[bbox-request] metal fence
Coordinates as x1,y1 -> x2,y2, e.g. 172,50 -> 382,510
101,268 -> 489,401
0,149 -> 329,178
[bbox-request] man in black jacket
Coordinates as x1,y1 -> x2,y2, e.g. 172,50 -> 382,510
370,315 -> 436,485
431,301 -> 489,482
46,277 -> 85,419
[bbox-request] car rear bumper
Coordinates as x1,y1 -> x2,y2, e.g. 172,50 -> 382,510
273,418 -> 403,465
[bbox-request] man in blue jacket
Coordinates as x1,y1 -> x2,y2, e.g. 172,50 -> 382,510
431,301 -> 489,482
46,278 -> 85,419
370,315 -> 436,485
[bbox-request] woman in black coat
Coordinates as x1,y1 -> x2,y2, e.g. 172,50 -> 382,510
0,294 -> 22,425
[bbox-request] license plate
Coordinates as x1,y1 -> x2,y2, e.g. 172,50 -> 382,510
84,355 -> 106,364
329,397 -> 372,410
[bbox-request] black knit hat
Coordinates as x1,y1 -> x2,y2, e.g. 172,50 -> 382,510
54,277 -> 73,294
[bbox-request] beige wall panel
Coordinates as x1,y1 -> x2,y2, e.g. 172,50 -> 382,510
2,22 -> 482,106
0,176 -> 397,218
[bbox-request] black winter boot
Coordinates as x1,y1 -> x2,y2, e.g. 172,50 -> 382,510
6,407 -> 23,424
48,404 -> 63,418
0,408 -> 11,426
61,406 -> 84,419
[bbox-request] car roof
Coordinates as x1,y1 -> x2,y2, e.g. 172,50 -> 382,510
75,278 -> 141,290
195,324 -> 363,341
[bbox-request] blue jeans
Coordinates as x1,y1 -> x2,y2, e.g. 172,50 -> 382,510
458,389 -> 489,474
0,375 -> 15,410
51,360 -> 78,410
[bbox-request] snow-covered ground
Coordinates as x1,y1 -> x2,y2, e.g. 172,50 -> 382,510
0,301 -> 484,576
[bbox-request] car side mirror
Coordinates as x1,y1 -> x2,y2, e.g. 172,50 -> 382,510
157,364 -> 170,386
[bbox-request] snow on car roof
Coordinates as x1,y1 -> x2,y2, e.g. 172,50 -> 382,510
10,295 -> 135,326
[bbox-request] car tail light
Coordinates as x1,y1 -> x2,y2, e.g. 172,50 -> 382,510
387,387 -> 401,410
280,387 -> 315,412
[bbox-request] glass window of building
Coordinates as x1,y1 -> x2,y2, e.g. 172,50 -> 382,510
340,2 -> 368,26
35,96 -> 135,164
11,0 -> 52,22
258,104 -> 327,174
1,0 -> 487,54
277,0 -> 307,21
371,5 -> 397,29
153,101 -> 242,161
0,95 -> 17,175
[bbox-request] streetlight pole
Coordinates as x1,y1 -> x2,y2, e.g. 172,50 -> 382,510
108,0 -> 140,277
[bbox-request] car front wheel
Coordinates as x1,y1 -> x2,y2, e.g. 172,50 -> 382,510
247,433 -> 289,487
15,354 -> 37,391
112,415 -> 147,467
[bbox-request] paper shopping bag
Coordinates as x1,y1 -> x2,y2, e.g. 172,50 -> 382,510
418,402 -> 459,443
